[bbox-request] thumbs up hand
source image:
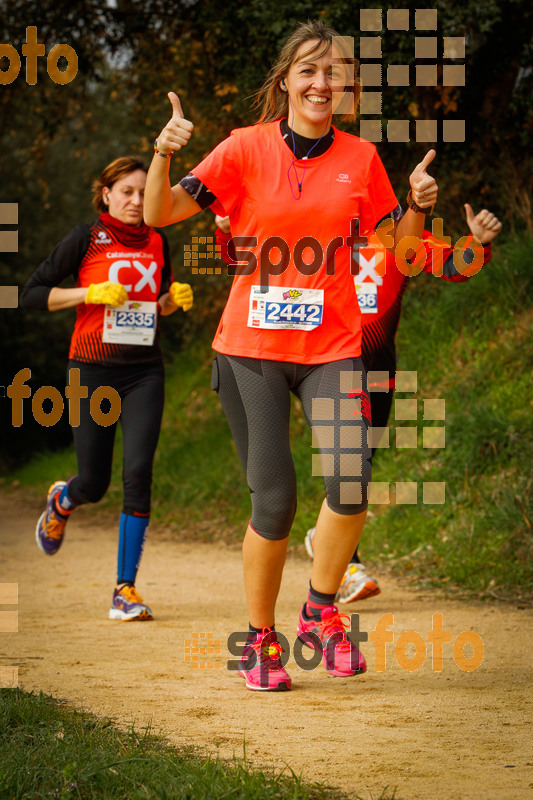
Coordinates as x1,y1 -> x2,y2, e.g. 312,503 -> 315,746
155,92 -> 194,156
464,204 -> 502,244
409,149 -> 438,209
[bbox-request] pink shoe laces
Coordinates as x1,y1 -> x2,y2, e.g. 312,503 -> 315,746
313,609 -> 354,652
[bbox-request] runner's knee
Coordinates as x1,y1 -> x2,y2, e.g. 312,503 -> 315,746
69,475 -> 110,505
251,485 -> 297,540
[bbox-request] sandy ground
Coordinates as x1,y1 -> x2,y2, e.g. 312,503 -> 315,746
0,492 -> 532,800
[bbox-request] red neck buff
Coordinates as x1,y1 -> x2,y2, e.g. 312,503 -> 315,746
99,212 -> 151,248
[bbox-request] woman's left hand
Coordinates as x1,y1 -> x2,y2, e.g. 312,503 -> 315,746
169,281 -> 193,311
409,149 -> 438,209
215,214 -> 231,234
464,204 -> 502,244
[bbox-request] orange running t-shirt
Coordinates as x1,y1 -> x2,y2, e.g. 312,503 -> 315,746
192,121 -> 398,364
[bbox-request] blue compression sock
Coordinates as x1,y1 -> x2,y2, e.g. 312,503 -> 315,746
117,512 -> 149,584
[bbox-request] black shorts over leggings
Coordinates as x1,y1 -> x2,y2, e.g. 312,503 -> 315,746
213,355 -> 372,541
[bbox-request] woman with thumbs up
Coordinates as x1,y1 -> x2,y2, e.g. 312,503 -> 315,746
145,19 -> 439,691
22,155 -> 193,621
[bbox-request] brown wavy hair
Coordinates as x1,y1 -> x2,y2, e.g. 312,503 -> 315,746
91,156 -> 148,213
254,20 -> 360,124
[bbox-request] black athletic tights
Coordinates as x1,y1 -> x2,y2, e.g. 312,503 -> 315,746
213,354 -> 373,541
65,360 -> 164,515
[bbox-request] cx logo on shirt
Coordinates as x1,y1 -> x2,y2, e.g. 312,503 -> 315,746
108,260 -> 157,293
353,250 -> 383,285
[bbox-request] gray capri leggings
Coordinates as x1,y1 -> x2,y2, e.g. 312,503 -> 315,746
213,354 -> 372,540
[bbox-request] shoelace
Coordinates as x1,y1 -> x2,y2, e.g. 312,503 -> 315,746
314,611 -> 353,652
46,515 -> 66,540
118,585 -> 143,604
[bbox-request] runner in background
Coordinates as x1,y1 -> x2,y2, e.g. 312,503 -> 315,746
21,156 -> 193,621
217,203 -> 501,603
308,203 -> 502,600
144,19 -> 439,691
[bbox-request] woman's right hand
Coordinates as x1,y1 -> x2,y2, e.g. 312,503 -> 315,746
155,92 -> 194,155
86,282 -> 128,306
144,92 -> 200,227
409,150 -> 438,209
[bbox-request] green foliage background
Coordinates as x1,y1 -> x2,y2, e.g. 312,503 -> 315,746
0,2 -> 532,602
1,2 -> 531,456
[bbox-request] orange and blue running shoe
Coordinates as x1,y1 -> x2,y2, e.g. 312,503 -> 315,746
337,562 -> 381,604
297,604 -> 367,677
109,585 -> 153,621
35,481 -> 69,556
238,628 -> 291,691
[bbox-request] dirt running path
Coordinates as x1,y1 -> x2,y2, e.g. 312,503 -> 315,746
0,493 -> 531,800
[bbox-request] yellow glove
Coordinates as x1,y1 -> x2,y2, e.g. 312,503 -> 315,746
86,281 -> 128,306
169,281 -> 193,311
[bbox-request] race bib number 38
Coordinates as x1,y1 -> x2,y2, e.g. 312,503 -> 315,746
248,286 -> 324,331
102,300 -> 157,346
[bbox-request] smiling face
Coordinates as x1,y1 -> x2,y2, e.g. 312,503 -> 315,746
283,40 -> 347,138
103,169 -> 146,226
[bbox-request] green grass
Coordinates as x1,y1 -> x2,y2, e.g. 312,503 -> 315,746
9,234 -> 533,602
0,689 -> 398,800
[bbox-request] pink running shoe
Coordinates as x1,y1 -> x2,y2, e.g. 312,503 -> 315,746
297,605 -> 366,677
238,628 -> 291,691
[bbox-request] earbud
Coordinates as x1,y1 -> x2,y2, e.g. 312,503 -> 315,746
280,78 -> 287,91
